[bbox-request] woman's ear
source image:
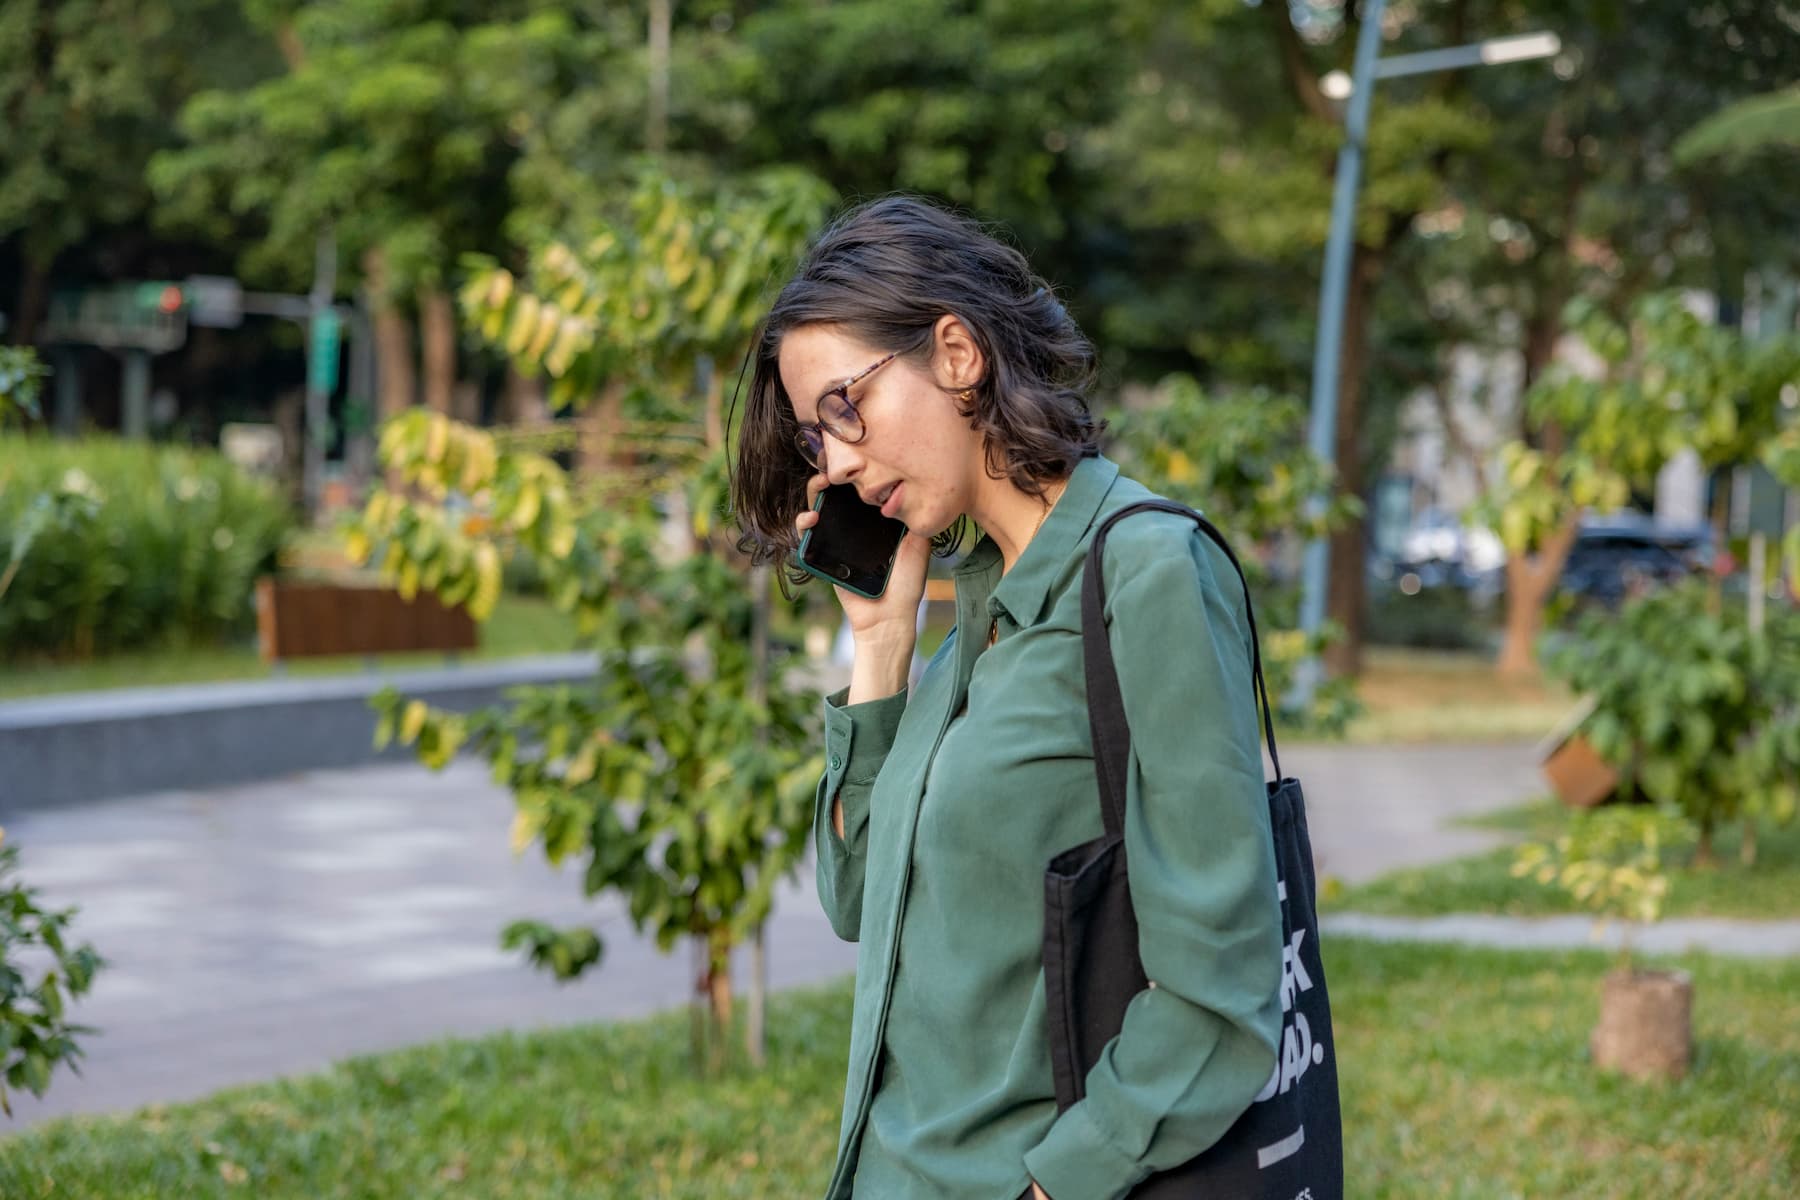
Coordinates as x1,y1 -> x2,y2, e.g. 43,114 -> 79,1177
932,313 -> 986,391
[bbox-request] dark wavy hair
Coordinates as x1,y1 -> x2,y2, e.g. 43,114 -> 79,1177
729,195 -> 1104,582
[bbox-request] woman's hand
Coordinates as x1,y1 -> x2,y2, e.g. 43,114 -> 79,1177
796,473 -> 930,701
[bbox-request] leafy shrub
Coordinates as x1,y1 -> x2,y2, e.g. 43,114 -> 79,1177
1512,806 -> 1694,940
1107,376 -> 1363,734
1365,584 -> 1498,652
0,348 -> 50,425
0,829 -> 104,1115
0,435 -> 293,659
1545,580 -> 1800,860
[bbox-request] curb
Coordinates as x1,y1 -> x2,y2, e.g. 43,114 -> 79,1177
0,653 -> 599,813
1323,911 -> 1800,959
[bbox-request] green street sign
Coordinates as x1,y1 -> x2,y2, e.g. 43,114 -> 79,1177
308,310 -> 342,394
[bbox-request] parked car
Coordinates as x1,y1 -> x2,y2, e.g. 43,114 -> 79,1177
1370,509 -> 1505,600
1556,516 -> 1713,609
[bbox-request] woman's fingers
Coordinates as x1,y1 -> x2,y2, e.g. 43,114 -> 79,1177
794,473 -> 830,533
889,530 -> 932,595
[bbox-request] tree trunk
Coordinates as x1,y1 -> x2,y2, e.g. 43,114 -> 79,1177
746,566 -> 772,1069
689,936 -> 708,1075
747,923 -> 767,1068
363,248 -> 416,422
708,950 -> 733,1076
1695,814 -> 1717,868
703,360 -> 725,452
1322,245 -> 1380,678
420,287 -> 457,415
10,256 -> 50,347
578,379 -> 627,481
647,0 -> 671,154
1591,966 -> 1692,1081
1496,516 -> 1580,678
502,364 -> 551,428
452,380 -> 481,425
1522,279 -> 1566,395
1707,468 -> 1731,615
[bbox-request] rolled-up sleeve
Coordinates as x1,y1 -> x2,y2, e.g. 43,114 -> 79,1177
1024,519 -> 1284,1200
814,684 -> 908,942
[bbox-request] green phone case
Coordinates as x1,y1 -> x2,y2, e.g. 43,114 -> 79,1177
795,491 -> 897,600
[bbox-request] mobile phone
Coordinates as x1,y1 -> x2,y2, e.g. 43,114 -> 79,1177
796,484 -> 908,599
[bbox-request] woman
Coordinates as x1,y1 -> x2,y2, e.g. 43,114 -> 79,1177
732,196 -> 1285,1200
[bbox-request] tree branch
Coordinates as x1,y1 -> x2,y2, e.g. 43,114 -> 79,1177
1426,360 -> 1490,495
1430,0 -> 1472,102
1266,1 -> 1338,124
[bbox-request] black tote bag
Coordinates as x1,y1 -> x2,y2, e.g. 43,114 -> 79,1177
1042,501 -> 1342,1199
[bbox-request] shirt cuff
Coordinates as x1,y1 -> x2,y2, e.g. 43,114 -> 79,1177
820,684 -> 907,849
1023,1101 -> 1147,1200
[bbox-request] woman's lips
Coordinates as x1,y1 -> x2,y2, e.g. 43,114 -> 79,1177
880,482 -> 904,519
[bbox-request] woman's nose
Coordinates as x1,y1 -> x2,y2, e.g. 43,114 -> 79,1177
823,437 -> 865,485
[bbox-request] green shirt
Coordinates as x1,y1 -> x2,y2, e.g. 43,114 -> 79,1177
814,454 -> 1285,1200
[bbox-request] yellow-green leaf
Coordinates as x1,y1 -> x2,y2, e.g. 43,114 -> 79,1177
399,700 -> 429,745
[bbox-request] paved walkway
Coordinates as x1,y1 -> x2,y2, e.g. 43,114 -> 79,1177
0,760 -> 857,1129
1323,913 -> 1800,958
0,735 -> 1657,1132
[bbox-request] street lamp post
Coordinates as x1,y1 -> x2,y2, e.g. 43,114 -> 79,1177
1292,5 -> 1561,708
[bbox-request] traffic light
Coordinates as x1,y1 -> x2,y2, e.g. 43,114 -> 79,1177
308,310 -> 342,394
132,282 -> 186,316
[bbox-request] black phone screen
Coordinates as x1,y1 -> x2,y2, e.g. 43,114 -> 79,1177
800,483 -> 908,597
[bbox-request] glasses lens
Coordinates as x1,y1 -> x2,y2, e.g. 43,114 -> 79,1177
795,428 -> 824,466
820,388 -> 863,445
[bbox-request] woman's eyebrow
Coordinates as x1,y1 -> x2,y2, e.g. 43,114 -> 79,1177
812,372 -> 853,405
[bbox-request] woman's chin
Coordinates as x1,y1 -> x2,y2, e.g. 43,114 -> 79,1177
905,507 -> 953,539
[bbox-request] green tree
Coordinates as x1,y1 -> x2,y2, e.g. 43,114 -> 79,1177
1479,291 -> 1800,676
0,0 -> 275,343
1084,0 -> 1497,677
1675,86 -> 1800,166
706,0 -> 1132,276
351,170 -> 834,1073
150,1 -> 604,423
1090,0 -> 1799,680
1106,375 -> 1362,733
1400,0 -> 1800,674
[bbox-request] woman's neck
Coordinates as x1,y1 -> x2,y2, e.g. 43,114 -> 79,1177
972,474 -> 1069,575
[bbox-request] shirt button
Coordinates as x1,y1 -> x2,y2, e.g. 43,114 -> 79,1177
829,754 -> 843,771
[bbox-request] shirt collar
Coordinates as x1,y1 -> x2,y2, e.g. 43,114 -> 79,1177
955,452 -> 1120,628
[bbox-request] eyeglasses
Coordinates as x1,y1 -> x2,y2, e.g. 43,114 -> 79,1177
793,351 -> 899,469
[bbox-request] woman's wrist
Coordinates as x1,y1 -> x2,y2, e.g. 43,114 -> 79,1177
846,630 -> 912,703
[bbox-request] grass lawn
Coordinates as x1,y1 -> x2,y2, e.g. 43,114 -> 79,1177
2,939 -> 1795,1198
0,593 -> 582,701
1329,801 -> 1800,921
1325,645 -> 1575,745
917,625 -> 1572,748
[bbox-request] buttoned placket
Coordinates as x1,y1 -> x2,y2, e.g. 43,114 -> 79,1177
824,544 -> 1005,1200
821,455 -> 1128,1199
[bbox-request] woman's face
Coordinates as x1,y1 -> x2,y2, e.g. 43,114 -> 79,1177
778,319 -> 986,538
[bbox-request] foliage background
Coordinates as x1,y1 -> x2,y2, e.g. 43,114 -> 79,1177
0,436 -> 291,659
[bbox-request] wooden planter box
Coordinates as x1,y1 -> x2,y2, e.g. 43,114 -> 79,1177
1537,696 -> 1622,808
254,577 -> 477,664
1542,733 -> 1620,809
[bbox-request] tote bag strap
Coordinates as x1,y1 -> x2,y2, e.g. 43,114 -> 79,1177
1080,501 -> 1282,841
